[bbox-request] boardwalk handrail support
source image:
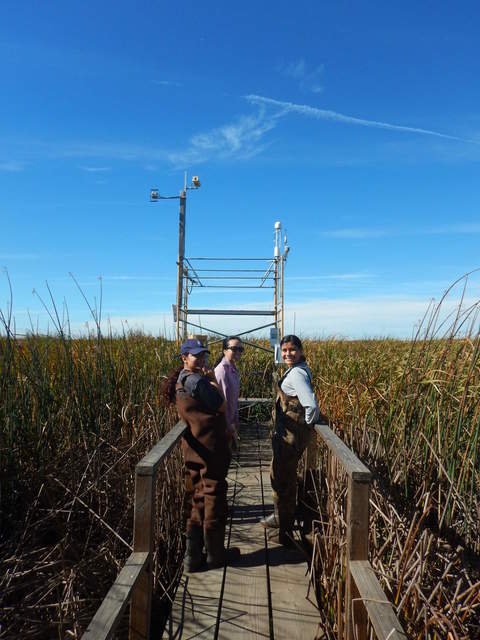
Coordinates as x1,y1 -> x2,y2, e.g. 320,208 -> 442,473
83,413 -> 405,640
82,403 -> 271,640
315,424 -> 406,640
82,420 -> 188,640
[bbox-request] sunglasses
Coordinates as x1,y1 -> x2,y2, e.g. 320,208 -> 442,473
228,346 -> 244,353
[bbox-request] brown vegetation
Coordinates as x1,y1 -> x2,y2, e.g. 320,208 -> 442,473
1,276 -> 479,638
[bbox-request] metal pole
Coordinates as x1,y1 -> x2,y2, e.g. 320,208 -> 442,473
273,222 -> 281,333
183,318 -> 275,353
274,257 -> 279,330
183,268 -> 189,340
176,190 -> 186,344
281,255 -> 284,337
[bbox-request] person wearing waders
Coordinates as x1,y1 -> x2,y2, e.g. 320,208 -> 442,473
214,336 -> 244,451
162,338 -> 240,572
260,334 -> 326,547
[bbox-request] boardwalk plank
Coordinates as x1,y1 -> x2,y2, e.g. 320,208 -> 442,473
163,422 -> 323,639
217,451 -> 271,638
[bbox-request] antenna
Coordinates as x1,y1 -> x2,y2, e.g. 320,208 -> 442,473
274,221 -> 281,258
284,228 -> 290,260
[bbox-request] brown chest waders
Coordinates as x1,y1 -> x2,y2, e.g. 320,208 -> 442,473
176,383 -> 240,570
269,387 -> 314,540
176,385 -> 231,533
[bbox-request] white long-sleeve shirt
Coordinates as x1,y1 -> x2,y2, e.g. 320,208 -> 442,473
280,362 -> 319,425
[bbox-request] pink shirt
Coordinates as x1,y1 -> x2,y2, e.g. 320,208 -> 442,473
214,356 -> 240,433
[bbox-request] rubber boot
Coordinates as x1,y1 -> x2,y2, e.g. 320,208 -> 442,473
278,508 -> 296,548
260,503 -> 280,529
204,526 -> 240,570
265,506 -> 295,548
277,528 -> 295,548
183,526 -> 205,573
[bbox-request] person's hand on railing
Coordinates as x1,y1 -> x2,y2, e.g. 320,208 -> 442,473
202,368 -> 217,382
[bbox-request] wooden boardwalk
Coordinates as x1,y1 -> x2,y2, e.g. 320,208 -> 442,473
163,422 -> 323,639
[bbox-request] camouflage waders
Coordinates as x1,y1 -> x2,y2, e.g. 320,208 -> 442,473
270,385 -> 314,537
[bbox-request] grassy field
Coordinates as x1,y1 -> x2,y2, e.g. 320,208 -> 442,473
305,334 -> 480,639
1,294 -> 479,638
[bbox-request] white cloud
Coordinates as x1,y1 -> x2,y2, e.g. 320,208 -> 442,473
6,280 -> 480,340
285,294 -> 480,339
2,111 -> 271,170
81,166 -> 111,172
428,223 -> 480,234
280,59 -> 325,93
244,95 -> 479,144
320,228 -> 389,239
0,253 -> 40,260
54,292 -> 480,340
6,89 -> 477,176
0,161 -> 25,171
283,60 -> 306,79
320,223 -> 480,239
9,122 -> 272,168
287,272 -> 373,281
39,141 -> 169,162
101,275 -> 172,281
68,312 -> 175,337
168,108 -> 277,166
152,79 -> 182,87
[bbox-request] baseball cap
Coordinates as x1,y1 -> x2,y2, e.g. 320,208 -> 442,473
180,338 -> 209,355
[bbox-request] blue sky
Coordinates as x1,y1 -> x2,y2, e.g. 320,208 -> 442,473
1,1 -> 480,338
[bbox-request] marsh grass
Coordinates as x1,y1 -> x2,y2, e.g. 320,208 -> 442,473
1,274 -> 480,638
0,316 -> 185,638
306,275 -> 480,638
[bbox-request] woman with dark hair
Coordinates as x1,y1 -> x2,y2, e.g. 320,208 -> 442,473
260,334 -> 325,546
214,336 -> 243,449
162,338 -> 240,572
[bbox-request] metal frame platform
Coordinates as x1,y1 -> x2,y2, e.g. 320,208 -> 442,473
150,174 -> 289,350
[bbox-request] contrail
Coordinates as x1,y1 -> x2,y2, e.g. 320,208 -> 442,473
244,94 -> 478,144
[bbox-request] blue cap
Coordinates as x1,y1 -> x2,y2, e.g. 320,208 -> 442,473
180,338 -> 209,355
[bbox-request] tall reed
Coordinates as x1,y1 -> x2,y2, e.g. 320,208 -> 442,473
305,275 -> 480,638
2,273 -> 479,638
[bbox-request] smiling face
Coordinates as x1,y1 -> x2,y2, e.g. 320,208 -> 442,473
224,338 -> 244,363
280,341 -> 303,367
181,351 -> 207,372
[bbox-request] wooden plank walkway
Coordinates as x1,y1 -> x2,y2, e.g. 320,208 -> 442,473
163,422 -> 323,640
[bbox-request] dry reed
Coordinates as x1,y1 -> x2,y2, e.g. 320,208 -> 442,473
2,274 -> 479,638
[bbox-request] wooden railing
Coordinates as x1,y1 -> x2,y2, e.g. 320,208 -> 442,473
81,398 -> 270,640
83,406 -> 405,640
82,419 -> 188,640
315,424 -> 406,640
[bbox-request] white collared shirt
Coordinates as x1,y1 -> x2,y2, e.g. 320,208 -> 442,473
280,362 -> 320,425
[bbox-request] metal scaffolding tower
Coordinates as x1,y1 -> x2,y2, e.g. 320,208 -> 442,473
150,174 -> 290,354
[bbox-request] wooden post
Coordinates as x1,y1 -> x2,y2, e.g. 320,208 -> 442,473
129,471 -> 155,640
349,561 -> 407,640
345,476 -> 370,640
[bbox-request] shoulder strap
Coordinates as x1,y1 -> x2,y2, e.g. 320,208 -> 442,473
278,367 -> 292,387
279,364 -> 312,387
303,366 -> 312,385
176,370 -> 193,390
